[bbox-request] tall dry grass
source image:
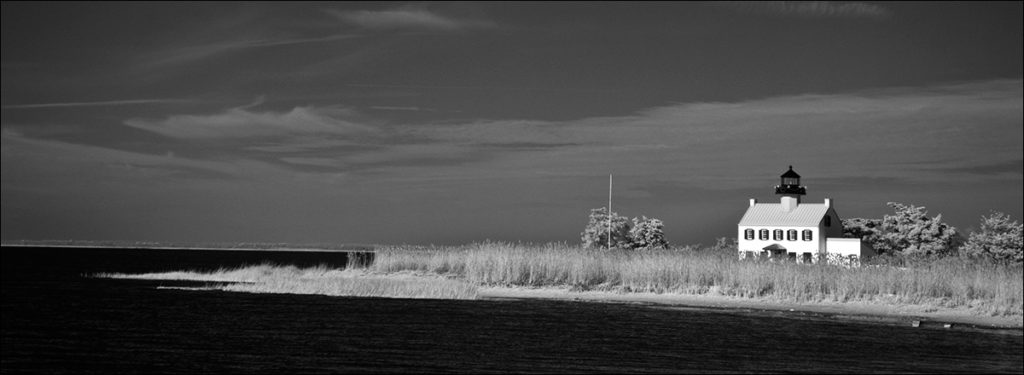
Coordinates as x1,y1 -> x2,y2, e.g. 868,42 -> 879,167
368,242 -> 1023,316
95,263 -> 478,300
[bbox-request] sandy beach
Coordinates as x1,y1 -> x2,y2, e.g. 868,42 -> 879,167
353,269 -> 1023,330
479,285 -> 1024,331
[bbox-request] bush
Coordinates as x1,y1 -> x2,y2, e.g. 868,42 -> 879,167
581,208 -> 669,250
960,211 -> 1023,263
704,237 -> 737,253
876,202 -> 959,257
581,207 -> 632,249
844,202 -> 959,257
842,217 -> 882,244
629,216 -> 670,250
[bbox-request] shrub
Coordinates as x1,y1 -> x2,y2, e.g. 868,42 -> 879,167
842,217 -> 882,245
581,207 -> 633,249
845,203 -> 960,257
629,216 -> 670,250
581,208 -> 670,250
705,237 -> 737,253
876,202 -> 959,257
961,211 -> 1023,263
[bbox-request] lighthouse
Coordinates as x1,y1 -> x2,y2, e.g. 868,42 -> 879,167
737,166 -> 875,265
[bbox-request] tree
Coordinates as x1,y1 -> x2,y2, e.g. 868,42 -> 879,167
842,217 -> 883,251
874,202 -> 959,257
629,216 -> 670,250
960,211 -> 1023,263
581,208 -> 669,250
581,207 -> 632,249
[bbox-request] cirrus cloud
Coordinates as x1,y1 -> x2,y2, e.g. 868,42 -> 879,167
124,106 -> 377,139
328,7 -> 495,31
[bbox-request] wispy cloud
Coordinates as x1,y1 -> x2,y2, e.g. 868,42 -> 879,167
369,106 -> 436,112
124,105 -> 377,139
116,79 -> 1021,188
143,34 -> 359,68
247,138 -> 359,153
347,83 -> 614,93
2,99 -> 186,109
232,34 -> 359,48
714,1 -> 894,21
328,7 -> 494,31
1,130 -> 287,182
398,79 -> 1021,185
5,80 -> 1020,244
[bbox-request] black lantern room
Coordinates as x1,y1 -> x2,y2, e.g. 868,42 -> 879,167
775,165 -> 806,195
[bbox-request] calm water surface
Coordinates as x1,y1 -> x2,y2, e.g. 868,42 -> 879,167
2,247 -> 1021,373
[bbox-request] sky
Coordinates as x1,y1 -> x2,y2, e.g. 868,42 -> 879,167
2,1 -> 1021,246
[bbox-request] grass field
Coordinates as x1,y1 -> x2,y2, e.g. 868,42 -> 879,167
369,242 -> 1023,316
97,264 -> 478,300
94,241 -> 1022,316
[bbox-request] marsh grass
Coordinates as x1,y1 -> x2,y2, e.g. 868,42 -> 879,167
369,242 -> 1023,316
92,243 -> 1022,315
94,262 -> 478,300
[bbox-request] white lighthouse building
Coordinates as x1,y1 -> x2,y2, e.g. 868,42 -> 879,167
737,166 -> 874,264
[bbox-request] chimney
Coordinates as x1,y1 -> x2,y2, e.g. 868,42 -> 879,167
824,198 -> 832,208
749,198 -> 757,207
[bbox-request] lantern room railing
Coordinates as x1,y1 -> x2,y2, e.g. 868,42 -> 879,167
775,184 -> 806,195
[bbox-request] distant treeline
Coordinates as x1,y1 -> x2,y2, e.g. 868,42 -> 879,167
842,202 -> 1022,263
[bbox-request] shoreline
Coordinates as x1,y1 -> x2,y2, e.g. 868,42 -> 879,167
87,256 -> 1023,333
477,285 -> 1024,332
93,266 -> 1024,331
19,241 -> 1020,335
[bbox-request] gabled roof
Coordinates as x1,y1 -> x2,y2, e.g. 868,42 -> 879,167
738,203 -> 830,227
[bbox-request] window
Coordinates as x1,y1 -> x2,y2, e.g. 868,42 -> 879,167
802,229 -> 813,241
824,215 -> 832,227
773,229 -> 783,241
787,229 -> 797,241
744,229 -> 754,240
759,229 -> 769,240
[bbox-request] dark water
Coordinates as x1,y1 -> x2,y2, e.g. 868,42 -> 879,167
2,247 -> 1021,374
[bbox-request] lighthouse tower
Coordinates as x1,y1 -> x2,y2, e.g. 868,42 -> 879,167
775,165 -> 806,212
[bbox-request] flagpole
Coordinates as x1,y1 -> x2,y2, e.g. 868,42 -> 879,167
608,174 -> 612,249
